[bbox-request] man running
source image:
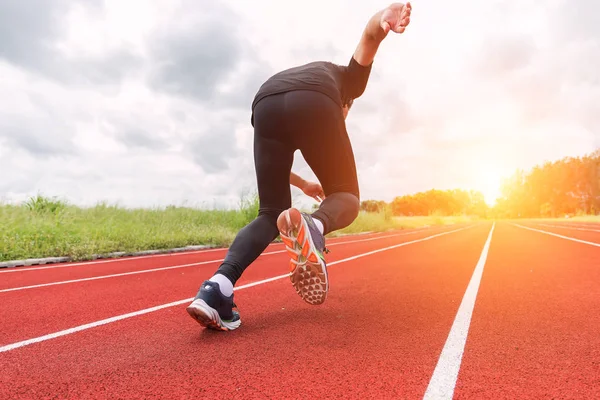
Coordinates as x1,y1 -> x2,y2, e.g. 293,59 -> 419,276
187,2 -> 413,331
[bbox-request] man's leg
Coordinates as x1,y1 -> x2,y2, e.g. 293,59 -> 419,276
276,90 -> 361,305
187,94 -> 295,330
293,92 -> 361,235
213,131 -> 295,287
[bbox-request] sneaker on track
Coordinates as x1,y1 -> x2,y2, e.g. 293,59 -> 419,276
186,280 -> 241,331
277,207 -> 329,305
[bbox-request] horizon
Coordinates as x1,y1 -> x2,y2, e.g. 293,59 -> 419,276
2,145 -> 598,211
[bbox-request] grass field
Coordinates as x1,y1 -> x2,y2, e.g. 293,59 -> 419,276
0,195 -> 258,262
0,195 -> 480,263
333,212 -> 478,236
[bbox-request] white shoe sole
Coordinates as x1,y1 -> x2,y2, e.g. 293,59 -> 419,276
186,299 -> 241,331
277,208 -> 329,305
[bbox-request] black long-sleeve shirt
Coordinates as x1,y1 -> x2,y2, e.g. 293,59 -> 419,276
251,57 -> 372,126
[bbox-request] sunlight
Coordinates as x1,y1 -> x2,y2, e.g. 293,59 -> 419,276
474,165 -> 509,207
481,182 -> 501,207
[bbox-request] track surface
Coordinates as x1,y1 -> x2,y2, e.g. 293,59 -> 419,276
1,221 -> 598,399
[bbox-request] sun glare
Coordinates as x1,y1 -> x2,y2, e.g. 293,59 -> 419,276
474,165 -> 508,207
481,183 -> 501,207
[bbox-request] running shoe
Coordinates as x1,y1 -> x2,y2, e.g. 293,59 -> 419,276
277,207 -> 329,305
186,280 -> 241,331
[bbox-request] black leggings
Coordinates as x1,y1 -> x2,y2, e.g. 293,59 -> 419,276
215,90 -> 361,284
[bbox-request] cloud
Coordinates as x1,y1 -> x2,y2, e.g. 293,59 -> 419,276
555,0 -> 600,41
119,128 -> 166,151
0,0 -> 264,207
465,6 -> 600,147
74,50 -> 143,87
0,115 -> 74,157
337,0 -> 600,202
0,0 -> 142,87
147,0 -> 271,109
189,118 -> 237,174
0,1 -> 68,70
1,0 -> 599,210
474,36 -> 536,78
290,43 -> 346,65
148,25 -> 241,102
0,68 -> 77,158
214,60 -> 273,110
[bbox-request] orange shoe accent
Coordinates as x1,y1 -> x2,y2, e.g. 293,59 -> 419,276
282,236 -> 294,248
297,226 -> 306,247
308,252 -> 318,263
301,242 -> 310,258
289,260 -> 296,272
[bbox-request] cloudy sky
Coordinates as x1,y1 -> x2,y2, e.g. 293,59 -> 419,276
1,0 -> 598,209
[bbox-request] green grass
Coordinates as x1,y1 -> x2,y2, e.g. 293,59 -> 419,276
0,195 -> 259,262
1,195 -> 476,263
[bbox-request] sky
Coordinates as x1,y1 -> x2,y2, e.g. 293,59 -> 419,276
1,0 -> 599,209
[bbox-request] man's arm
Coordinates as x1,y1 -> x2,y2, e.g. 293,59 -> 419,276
353,2 -> 412,66
290,172 -> 308,189
290,172 -> 326,202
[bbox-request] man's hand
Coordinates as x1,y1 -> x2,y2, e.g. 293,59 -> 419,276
353,2 -> 413,66
290,172 -> 325,202
302,182 -> 326,203
380,2 -> 412,35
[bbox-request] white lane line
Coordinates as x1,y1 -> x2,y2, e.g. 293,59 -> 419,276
423,222 -> 495,400
536,221 -> 600,229
327,228 -> 434,245
568,223 -> 600,229
0,252 -> 280,294
0,298 -> 194,353
0,226 -> 462,293
0,247 -> 230,274
535,223 -> 600,233
513,224 -> 600,247
0,227 -> 432,274
0,225 -> 474,353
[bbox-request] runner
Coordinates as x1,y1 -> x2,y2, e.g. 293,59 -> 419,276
187,2 -> 413,331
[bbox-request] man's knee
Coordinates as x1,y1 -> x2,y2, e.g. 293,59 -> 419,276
315,192 -> 360,234
343,192 -> 360,223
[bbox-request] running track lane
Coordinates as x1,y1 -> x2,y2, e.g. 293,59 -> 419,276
0,224 -> 492,399
453,222 -> 600,399
532,222 -> 600,232
525,220 -> 600,230
0,225 -> 476,346
0,226 -> 454,290
517,221 -> 600,243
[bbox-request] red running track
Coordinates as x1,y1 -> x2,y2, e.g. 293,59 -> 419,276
0,225 -> 466,345
1,221 -> 598,399
454,222 -> 600,399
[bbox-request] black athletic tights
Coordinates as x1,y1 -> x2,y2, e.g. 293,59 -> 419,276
215,90 -> 361,285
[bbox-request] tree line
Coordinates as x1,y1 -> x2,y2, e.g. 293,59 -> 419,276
494,149 -> 600,218
359,149 -> 600,218
361,189 -> 489,217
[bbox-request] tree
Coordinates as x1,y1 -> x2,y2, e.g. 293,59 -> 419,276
360,200 -> 387,213
492,148 -> 600,217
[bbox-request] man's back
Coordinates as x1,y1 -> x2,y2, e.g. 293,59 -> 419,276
252,61 -> 345,112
